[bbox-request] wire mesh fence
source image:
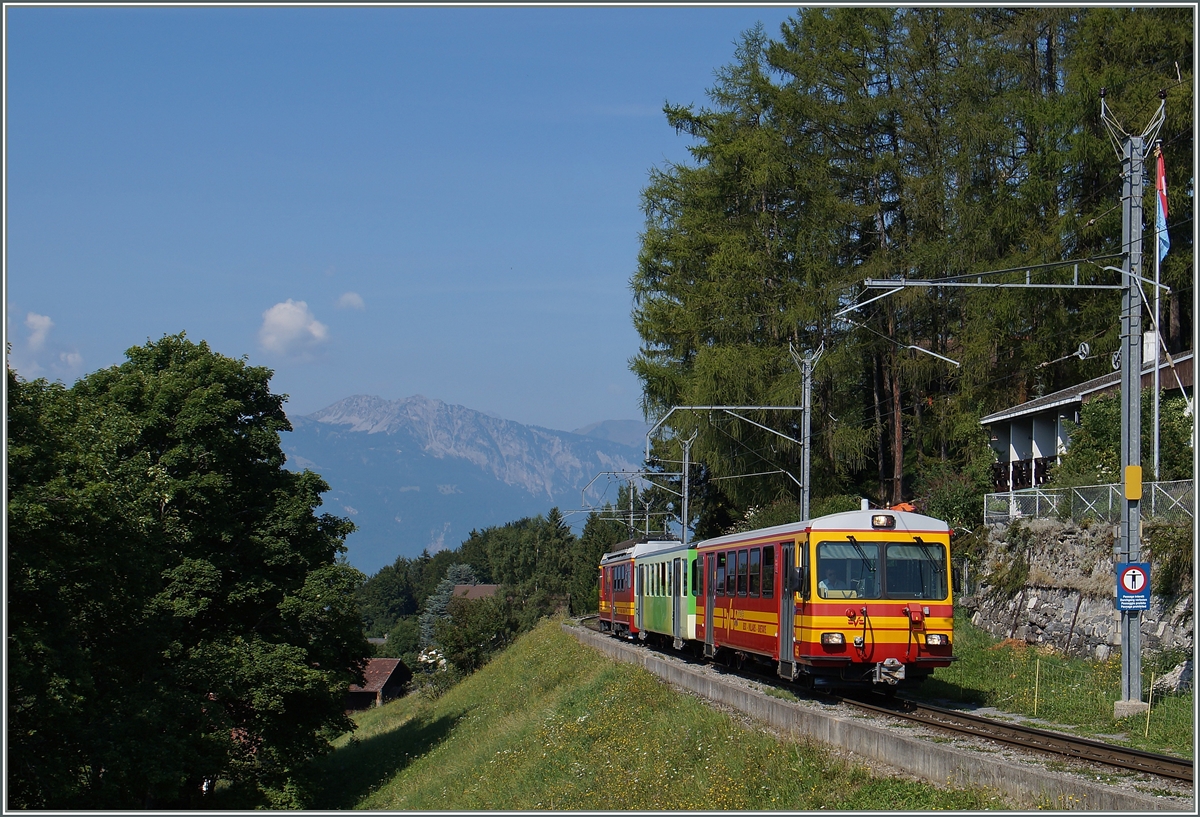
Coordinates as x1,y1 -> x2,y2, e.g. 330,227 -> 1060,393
984,480 -> 1193,525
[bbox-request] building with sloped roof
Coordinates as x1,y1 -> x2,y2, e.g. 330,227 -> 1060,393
980,350 -> 1192,492
452,584 -> 499,600
345,658 -> 411,711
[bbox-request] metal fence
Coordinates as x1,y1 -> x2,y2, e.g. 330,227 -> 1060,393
984,480 -> 1193,525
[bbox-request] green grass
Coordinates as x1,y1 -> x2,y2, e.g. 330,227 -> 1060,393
910,611 -> 1194,759
314,618 -> 1006,810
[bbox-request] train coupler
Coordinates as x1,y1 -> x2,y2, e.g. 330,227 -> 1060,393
872,657 -> 905,685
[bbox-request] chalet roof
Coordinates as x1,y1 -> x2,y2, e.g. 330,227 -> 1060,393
349,658 -> 406,693
980,351 -> 1193,426
452,584 -> 499,600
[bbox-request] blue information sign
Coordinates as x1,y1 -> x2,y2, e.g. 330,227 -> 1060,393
1115,562 -> 1151,611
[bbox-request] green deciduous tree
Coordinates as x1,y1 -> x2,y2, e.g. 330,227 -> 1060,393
433,595 -> 514,674
7,334 -> 368,809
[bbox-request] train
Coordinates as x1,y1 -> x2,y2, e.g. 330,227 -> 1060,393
597,507 -> 953,692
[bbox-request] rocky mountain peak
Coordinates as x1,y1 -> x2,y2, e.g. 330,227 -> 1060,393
283,394 -> 646,571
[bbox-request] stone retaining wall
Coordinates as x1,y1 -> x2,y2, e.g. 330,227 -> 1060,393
960,519 -> 1193,661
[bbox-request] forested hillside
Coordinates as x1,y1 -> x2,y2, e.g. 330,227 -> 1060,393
357,506 -> 631,669
631,8 -> 1193,535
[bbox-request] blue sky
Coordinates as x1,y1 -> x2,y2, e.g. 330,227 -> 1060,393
6,4 -> 799,432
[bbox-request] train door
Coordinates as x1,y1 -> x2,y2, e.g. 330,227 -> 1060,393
778,541 -> 797,680
606,567 -> 614,631
672,557 -> 683,648
635,564 -> 644,632
704,553 -> 716,657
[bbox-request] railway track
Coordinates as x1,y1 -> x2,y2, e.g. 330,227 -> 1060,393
841,693 -> 1194,783
581,616 -> 1193,785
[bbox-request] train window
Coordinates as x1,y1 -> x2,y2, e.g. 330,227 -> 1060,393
691,558 -> 699,597
725,551 -> 737,595
736,549 -> 748,596
762,547 -> 775,598
748,548 -> 760,597
816,541 -> 880,599
660,563 -> 666,596
885,543 -> 947,600
716,553 -> 726,596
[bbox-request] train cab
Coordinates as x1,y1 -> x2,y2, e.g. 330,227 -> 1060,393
693,508 -> 953,691
797,509 -> 954,689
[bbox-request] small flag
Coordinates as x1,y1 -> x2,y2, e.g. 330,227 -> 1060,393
1156,146 -> 1169,262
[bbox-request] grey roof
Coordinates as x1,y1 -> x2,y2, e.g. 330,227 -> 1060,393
980,351 -> 1192,425
452,584 -> 499,599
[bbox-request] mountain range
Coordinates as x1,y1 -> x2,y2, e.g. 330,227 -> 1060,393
280,395 -> 648,575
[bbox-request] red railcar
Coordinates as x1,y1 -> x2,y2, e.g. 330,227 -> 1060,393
598,542 -> 637,638
694,509 -> 953,691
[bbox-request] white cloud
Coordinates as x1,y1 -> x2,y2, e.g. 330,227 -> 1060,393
59,351 -> 83,369
258,299 -> 329,357
25,312 -> 53,350
337,291 -> 365,310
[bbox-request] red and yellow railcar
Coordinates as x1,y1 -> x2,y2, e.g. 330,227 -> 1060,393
695,508 -> 953,691
598,542 -> 638,638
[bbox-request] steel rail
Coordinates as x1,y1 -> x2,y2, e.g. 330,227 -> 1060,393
579,619 -> 1193,784
841,694 -> 1193,783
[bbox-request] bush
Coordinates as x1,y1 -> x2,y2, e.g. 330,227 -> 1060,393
914,458 -> 990,530
1146,520 -> 1194,598
433,595 -> 514,674
375,616 -> 420,659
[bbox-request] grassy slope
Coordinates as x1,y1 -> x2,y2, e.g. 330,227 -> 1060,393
315,619 -> 1003,810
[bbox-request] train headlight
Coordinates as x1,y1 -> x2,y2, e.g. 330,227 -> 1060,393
821,632 -> 846,646
924,633 -> 949,646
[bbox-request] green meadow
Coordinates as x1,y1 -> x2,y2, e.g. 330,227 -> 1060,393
314,619 -> 1004,810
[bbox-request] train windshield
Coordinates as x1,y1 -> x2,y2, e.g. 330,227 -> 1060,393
884,542 -> 948,600
816,539 -> 948,600
816,542 -> 880,599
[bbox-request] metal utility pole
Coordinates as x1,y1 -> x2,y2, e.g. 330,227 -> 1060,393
644,405 -> 807,543
789,342 -> 823,520
856,91 -> 1164,719
680,432 -> 696,547
1151,139 -> 1165,481
1103,89 -> 1163,717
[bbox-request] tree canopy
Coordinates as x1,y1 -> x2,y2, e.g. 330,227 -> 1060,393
631,8 -> 1192,523
8,334 -> 369,809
